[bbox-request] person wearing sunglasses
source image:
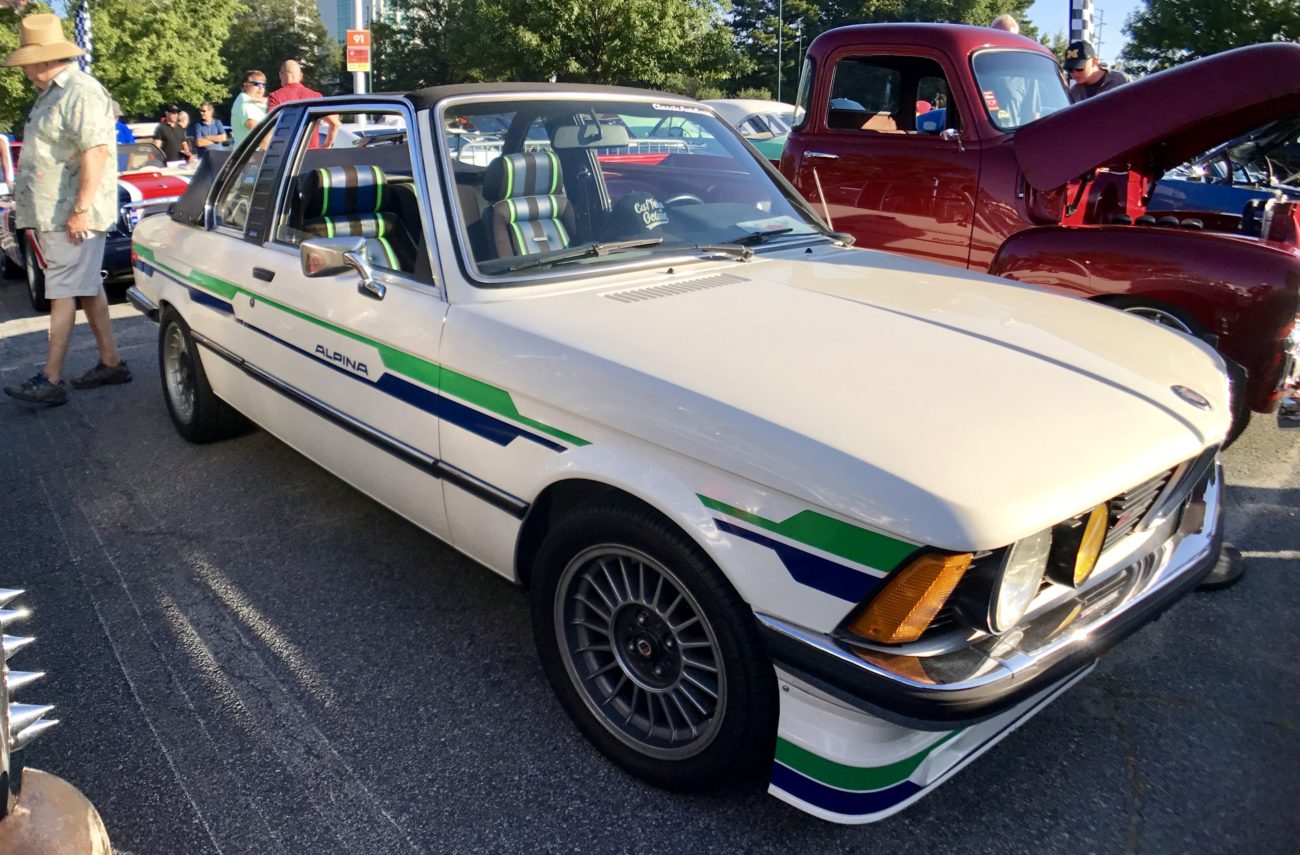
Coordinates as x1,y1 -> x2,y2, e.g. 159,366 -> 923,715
1064,40 -> 1129,102
230,70 -> 268,147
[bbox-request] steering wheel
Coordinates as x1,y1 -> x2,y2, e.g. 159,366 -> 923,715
663,194 -> 704,208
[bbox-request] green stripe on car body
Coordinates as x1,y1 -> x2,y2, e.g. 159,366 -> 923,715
133,244 -> 589,447
698,494 -> 916,571
775,731 -> 961,792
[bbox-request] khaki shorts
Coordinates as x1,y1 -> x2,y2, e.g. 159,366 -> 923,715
40,229 -> 107,300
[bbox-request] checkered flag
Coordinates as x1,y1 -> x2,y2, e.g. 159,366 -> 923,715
73,0 -> 92,72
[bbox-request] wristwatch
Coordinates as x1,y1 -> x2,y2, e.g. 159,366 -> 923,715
72,203 -> 89,214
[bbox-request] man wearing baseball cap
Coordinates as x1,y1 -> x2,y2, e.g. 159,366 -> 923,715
152,103 -> 191,163
1064,40 -> 1130,102
3,13 -> 129,407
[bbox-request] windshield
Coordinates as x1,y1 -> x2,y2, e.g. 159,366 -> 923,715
119,141 -> 166,172
439,97 -> 826,282
970,49 -> 1072,131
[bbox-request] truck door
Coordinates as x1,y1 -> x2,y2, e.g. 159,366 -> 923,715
787,50 -> 981,269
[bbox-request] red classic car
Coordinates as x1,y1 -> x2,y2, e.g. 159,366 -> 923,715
781,26 -> 1300,430
0,137 -> 191,311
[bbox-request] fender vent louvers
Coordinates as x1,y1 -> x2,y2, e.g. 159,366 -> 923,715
605,273 -> 747,303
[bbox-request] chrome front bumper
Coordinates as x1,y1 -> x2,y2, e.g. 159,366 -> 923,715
758,461 -> 1224,729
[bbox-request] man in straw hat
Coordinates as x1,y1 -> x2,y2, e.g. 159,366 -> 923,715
3,13 -> 129,407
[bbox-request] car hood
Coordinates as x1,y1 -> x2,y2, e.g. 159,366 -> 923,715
1016,42 -> 1300,191
462,248 -> 1230,551
118,169 -> 190,201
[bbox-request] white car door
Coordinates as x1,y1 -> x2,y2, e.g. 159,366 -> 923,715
195,104 -> 452,540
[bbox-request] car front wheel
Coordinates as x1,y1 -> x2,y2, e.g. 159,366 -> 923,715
531,502 -> 777,792
158,309 -> 248,443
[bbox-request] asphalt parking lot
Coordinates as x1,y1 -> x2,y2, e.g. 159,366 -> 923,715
0,278 -> 1296,854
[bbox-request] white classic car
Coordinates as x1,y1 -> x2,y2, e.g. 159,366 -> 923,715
127,84 -> 1230,824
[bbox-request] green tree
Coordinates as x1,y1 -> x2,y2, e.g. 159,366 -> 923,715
87,0 -> 245,121
1121,0 -> 1300,74
373,0 -> 741,92
220,0 -> 338,102
0,3 -> 55,133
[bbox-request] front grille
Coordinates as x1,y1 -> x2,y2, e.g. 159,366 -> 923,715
1103,468 -> 1174,550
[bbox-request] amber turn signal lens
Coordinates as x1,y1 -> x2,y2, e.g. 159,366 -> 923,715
847,553 -> 973,644
1073,503 -> 1108,586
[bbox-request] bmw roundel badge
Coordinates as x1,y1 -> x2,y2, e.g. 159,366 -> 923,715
1171,385 -> 1212,410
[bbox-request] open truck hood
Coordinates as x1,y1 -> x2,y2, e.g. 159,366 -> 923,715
1016,42 -> 1300,191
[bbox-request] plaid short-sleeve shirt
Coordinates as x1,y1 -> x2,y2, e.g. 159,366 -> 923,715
14,64 -> 118,232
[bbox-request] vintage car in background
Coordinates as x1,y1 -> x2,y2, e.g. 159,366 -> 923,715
782,27 -> 1300,434
0,587 -> 111,853
703,98 -> 801,163
0,139 -> 191,311
129,84 -> 1229,824
1148,116 -> 1300,216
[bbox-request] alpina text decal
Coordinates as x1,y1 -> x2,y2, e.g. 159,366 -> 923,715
315,344 -> 370,377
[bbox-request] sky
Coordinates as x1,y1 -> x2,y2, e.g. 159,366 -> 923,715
1027,0 -> 1143,62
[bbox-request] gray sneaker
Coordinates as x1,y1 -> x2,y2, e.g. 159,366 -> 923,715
71,360 -> 131,390
4,373 -> 68,406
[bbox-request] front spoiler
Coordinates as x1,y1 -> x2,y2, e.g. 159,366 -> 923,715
759,461 -> 1223,730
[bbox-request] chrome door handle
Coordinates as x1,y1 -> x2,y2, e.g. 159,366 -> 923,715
804,151 -> 839,160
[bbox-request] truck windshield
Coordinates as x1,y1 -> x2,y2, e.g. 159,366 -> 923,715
971,49 -> 1072,131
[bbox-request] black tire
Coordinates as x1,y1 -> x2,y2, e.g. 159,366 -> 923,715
2,247 -> 20,279
530,502 -> 778,792
158,308 -> 250,443
21,233 -> 49,313
1110,298 -> 1208,339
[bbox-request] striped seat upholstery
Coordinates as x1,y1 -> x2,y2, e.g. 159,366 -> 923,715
484,151 -> 576,259
300,165 -> 416,273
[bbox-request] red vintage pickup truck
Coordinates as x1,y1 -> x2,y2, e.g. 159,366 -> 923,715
781,25 -> 1300,430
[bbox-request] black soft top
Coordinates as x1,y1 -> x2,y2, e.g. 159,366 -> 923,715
403,82 -> 690,112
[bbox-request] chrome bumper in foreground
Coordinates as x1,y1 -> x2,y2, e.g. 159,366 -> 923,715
125,285 -> 159,320
758,461 -> 1224,729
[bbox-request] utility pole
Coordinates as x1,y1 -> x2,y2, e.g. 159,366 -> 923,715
353,0 -> 367,94
776,0 -> 783,103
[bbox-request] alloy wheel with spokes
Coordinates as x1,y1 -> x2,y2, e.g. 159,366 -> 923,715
532,503 -> 778,792
556,544 -> 725,760
163,322 -> 196,425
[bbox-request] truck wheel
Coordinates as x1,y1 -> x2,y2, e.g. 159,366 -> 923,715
22,235 -> 49,313
1110,299 -> 1251,444
1113,300 -> 1206,338
531,502 -> 777,792
158,308 -> 249,443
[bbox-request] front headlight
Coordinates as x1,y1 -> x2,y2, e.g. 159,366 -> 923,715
957,528 -> 1052,635
991,529 -> 1052,632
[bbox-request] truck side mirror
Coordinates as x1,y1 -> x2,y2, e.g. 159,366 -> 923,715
939,128 -> 964,151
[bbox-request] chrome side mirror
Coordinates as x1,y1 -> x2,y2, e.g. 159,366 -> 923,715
939,128 -> 964,151
300,237 -> 385,300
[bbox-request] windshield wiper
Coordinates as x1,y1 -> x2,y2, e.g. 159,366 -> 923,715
684,227 -> 796,261
498,237 -> 663,273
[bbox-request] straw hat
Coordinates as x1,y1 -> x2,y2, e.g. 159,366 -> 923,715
5,14 -> 84,68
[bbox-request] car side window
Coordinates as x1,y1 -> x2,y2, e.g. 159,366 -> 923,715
274,110 -> 427,280
828,56 -> 960,135
214,115 -> 281,233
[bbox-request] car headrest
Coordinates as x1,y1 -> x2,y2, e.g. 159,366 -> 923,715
552,123 -> 631,150
484,151 -> 564,203
302,165 -> 389,218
